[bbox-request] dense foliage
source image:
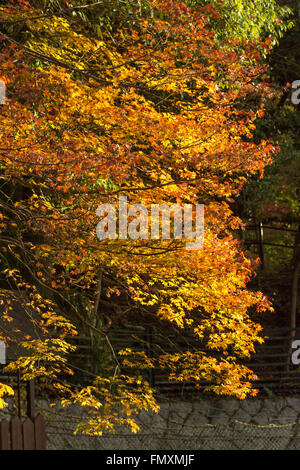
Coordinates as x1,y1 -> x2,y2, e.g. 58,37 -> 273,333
0,0 -> 290,434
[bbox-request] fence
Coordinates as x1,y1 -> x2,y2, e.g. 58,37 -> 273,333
40,397 -> 300,450
0,377 -> 47,450
0,414 -> 46,450
68,326 -> 300,397
1,327 -> 300,397
244,223 -> 297,270
45,421 -> 300,451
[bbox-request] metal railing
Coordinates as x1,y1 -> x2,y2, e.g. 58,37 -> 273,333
66,326 -> 300,397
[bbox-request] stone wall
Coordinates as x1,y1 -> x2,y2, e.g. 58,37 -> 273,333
36,397 -> 300,450
2,396 -> 300,449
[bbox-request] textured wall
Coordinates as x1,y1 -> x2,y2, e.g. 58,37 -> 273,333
36,397 -> 300,450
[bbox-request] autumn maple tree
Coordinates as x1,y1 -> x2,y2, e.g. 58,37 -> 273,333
0,0 -> 279,434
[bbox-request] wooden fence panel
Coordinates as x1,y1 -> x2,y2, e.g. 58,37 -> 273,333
0,414 -> 46,450
0,419 -> 10,450
23,417 -> 35,450
34,414 -> 46,450
11,416 -> 22,450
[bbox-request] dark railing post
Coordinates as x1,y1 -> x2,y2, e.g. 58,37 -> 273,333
17,369 -> 22,418
26,379 -> 35,420
258,222 -> 265,270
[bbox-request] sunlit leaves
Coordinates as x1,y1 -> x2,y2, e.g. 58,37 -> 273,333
0,0 -> 278,431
